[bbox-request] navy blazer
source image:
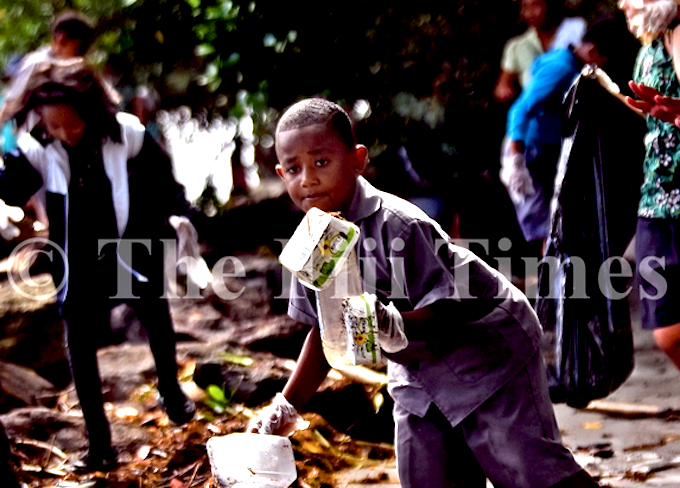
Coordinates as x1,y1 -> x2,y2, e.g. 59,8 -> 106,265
0,113 -> 198,303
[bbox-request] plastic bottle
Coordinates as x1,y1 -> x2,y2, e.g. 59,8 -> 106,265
316,248 -> 381,368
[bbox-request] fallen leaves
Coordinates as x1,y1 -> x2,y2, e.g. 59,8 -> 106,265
11,401 -> 396,488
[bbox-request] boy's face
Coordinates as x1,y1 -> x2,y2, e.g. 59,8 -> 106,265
276,122 -> 367,215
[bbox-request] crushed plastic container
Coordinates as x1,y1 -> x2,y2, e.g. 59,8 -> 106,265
207,433 -> 297,488
279,207 -> 360,291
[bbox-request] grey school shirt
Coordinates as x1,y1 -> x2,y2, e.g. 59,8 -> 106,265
287,176 -> 543,426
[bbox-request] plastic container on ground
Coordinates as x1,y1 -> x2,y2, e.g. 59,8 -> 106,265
206,433 -> 297,488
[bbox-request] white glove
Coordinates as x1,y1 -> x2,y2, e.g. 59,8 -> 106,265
369,294 -> 409,353
169,215 -> 213,289
0,200 -> 23,241
500,151 -> 535,204
248,393 -> 310,436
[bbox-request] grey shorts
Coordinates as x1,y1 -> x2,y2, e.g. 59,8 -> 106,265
393,352 -> 581,488
636,218 -> 680,329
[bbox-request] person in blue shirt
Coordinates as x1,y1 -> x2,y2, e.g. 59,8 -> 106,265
501,16 -> 640,258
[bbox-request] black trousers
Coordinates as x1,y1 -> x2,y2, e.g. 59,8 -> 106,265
62,293 -> 182,453
0,422 -> 18,487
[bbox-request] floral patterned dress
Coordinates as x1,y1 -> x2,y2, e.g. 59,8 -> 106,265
633,36 -> 680,218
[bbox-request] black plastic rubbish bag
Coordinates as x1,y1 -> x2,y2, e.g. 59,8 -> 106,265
535,67 -> 646,408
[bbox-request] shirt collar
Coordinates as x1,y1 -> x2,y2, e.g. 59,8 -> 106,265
346,176 -> 381,223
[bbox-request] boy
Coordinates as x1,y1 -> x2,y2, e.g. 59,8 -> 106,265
249,98 -> 600,488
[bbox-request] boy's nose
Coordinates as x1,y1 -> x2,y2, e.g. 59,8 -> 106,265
300,167 -> 318,186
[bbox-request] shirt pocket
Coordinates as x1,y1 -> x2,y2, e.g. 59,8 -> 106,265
444,328 -> 511,384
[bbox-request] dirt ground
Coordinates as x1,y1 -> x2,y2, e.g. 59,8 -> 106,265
3,184 -> 680,487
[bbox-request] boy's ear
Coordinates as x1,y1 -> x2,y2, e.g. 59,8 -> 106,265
351,144 -> 368,174
275,164 -> 285,179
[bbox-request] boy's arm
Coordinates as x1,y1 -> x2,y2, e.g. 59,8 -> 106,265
385,301 -> 447,342
249,326 -> 330,436
380,297 -> 503,342
283,326 -> 331,411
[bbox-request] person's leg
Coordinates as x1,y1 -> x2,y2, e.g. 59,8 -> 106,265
0,422 -> 20,488
546,469 -> 600,488
63,301 -> 117,469
460,351 -> 596,488
653,323 -> 680,369
393,401 -> 486,488
635,218 -> 680,369
132,297 -> 195,424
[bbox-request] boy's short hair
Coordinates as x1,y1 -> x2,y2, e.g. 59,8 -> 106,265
276,98 -> 356,149
50,10 -> 96,55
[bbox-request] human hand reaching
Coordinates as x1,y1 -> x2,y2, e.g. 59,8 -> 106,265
247,393 -> 310,436
169,215 -> 213,289
0,200 -> 23,241
627,81 -> 680,126
500,150 -> 535,204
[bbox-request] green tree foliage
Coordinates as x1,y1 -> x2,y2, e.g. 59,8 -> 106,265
0,0 -> 125,69
0,0 -> 623,182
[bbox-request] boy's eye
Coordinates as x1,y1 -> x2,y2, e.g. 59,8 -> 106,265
315,159 -> 329,167
285,165 -> 299,175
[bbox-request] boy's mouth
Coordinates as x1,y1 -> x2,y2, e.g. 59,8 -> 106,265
302,193 -> 327,203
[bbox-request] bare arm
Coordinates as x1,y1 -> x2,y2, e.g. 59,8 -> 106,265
626,81 -> 672,120
493,70 -> 519,103
282,326 -> 332,412
399,297 -> 502,341
625,26 -> 680,124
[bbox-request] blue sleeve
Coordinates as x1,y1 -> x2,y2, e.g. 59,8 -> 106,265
506,49 -> 578,143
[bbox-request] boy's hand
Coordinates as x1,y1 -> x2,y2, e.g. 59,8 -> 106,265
371,295 -> 409,353
247,393 -> 310,437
